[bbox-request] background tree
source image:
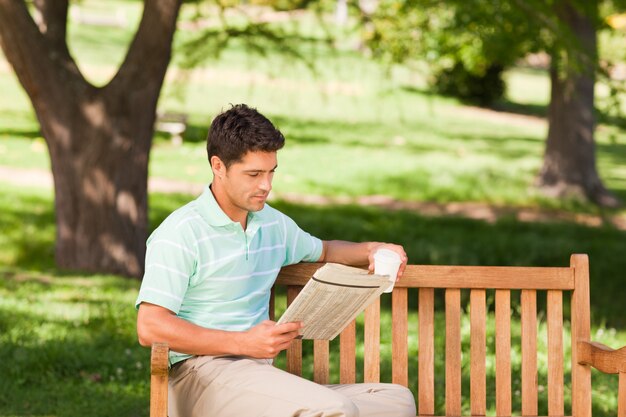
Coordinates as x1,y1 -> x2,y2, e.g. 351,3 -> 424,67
362,0 -> 623,207
0,0 -> 183,277
537,0 -> 620,207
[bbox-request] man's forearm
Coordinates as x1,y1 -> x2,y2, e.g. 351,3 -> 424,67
137,303 -> 243,356
319,240 -> 409,278
319,240 -> 378,266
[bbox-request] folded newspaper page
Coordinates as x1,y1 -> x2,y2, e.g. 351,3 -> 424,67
276,263 -> 391,340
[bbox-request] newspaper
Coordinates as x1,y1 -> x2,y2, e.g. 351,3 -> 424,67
276,263 -> 391,340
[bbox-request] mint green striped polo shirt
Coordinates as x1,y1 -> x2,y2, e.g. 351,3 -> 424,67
135,185 -> 323,365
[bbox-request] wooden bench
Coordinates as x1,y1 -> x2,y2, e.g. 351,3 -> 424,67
155,112 -> 188,146
149,254 -> 626,417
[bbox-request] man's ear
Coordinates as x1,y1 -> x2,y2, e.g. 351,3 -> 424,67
210,156 -> 226,179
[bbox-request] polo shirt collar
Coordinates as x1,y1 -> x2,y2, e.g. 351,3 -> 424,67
197,185 -> 263,229
197,185 -> 235,227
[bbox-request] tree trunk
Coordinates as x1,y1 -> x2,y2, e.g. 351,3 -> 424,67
537,0 -> 620,208
45,90 -> 153,277
0,0 -> 183,277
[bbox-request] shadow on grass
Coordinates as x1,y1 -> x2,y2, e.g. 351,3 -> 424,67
0,127 -> 42,139
491,98 -> 547,118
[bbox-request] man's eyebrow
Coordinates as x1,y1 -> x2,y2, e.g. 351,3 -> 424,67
243,165 -> 278,173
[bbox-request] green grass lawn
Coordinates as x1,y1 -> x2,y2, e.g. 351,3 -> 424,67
1,187 -> 626,416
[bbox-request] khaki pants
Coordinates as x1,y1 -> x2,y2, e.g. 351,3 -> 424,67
169,355 -> 416,417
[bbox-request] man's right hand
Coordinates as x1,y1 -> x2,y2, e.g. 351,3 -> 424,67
240,320 -> 303,358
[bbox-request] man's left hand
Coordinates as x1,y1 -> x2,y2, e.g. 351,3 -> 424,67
367,243 -> 408,280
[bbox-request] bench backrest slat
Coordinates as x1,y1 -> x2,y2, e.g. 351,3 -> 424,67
419,288 -> 436,415
571,255 -> 592,417
617,372 -> 626,417
547,290 -> 565,416
495,289 -> 512,416
340,321 -> 356,384
314,340 -> 329,384
446,289 -> 462,416
470,289 -> 487,416
286,286 -> 303,376
364,300 -> 380,382
392,289 -> 409,386
521,289 -> 539,416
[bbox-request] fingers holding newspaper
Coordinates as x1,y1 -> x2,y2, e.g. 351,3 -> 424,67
241,320 -> 303,358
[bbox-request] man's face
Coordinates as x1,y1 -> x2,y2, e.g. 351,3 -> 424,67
219,151 -> 277,213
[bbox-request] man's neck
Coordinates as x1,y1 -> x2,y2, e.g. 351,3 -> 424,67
209,183 -> 248,230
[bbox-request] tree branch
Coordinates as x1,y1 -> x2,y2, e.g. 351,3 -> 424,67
33,0 -> 70,55
0,0 -> 84,107
109,0 -> 182,92
0,1 -> 56,99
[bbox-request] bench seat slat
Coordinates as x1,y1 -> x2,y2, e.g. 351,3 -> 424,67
419,288 -> 435,415
496,289 -> 512,417
445,289 -> 462,416
470,289 -> 486,416
522,289 -> 538,416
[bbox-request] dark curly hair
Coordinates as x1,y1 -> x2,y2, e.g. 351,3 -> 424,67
207,104 -> 285,168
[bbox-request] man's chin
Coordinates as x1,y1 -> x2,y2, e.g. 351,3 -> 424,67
247,200 -> 266,212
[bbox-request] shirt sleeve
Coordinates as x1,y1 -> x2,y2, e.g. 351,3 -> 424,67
281,213 -> 323,266
135,227 -> 197,313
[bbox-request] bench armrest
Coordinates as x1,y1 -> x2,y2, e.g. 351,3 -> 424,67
150,342 -> 169,417
577,340 -> 626,374
578,340 -> 626,417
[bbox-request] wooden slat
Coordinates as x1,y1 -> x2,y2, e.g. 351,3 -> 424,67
495,290 -> 511,417
150,343 -> 169,417
617,372 -> 626,417
269,287 -> 275,321
392,288 -> 409,387
571,254 -> 591,417
419,288 -> 435,415
521,289 -> 538,416
547,290 -> 564,416
314,339 -> 330,384
445,289 -> 462,416
277,263 -> 574,290
364,298 -> 380,383
286,286 -> 303,376
340,320 -> 356,384
470,289 -> 486,416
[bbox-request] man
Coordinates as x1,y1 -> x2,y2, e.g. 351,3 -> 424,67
136,104 -> 416,417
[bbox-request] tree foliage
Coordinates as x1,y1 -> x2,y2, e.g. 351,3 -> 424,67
362,0 -> 624,107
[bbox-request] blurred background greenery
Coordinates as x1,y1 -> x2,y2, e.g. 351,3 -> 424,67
1,0 -> 625,416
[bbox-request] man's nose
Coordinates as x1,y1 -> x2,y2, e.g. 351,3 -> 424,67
259,175 -> 272,191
